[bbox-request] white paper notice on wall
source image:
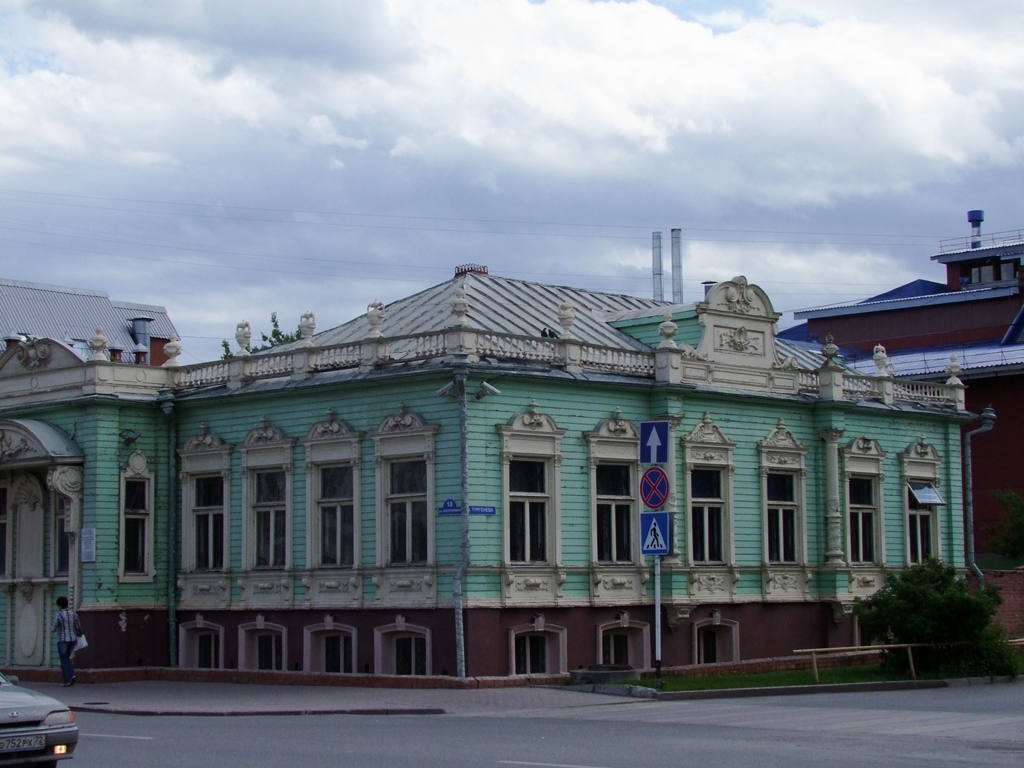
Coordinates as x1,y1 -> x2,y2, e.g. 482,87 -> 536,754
80,527 -> 96,563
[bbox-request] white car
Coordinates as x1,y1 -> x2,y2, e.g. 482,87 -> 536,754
0,673 -> 78,767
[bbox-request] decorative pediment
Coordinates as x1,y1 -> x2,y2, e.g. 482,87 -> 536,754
307,416 -> 358,441
377,404 -> 431,434
182,425 -> 227,453
0,419 -> 82,466
506,400 -> 560,434
700,276 -> 777,319
0,337 -> 83,375
758,419 -> 805,452
124,450 -> 149,479
684,412 -> 734,446
846,436 -> 885,458
904,436 -> 940,462
244,421 -> 288,447
588,408 -> 638,441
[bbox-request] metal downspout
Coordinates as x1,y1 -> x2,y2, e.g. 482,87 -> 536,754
964,405 -> 996,589
452,365 -> 470,679
159,390 -> 178,666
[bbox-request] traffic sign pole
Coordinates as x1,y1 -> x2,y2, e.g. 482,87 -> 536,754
654,554 -> 662,687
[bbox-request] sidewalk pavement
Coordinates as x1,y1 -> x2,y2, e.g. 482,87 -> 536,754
21,676 -> 1017,717
22,679 -> 620,717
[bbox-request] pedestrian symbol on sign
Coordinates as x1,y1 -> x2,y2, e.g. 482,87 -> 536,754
640,511 -> 670,555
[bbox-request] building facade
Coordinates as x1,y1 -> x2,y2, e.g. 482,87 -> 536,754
1,269 -> 969,677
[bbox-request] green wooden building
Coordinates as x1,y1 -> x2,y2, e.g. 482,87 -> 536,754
0,268 -> 970,676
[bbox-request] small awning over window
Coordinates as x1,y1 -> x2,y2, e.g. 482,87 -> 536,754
909,481 -> 945,505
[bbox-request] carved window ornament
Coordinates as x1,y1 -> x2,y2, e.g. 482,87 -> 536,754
499,402 -> 565,568
372,409 -> 438,569
900,436 -> 944,564
682,413 -> 736,567
240,421 -> 295,572
507,618 -> 568,676
119,450 -> 155,583
180,428 -> 233,575
841,436 -> 888,568
758,419 -> 808,568
586,409 -> 641,567
304,415 -> 363,571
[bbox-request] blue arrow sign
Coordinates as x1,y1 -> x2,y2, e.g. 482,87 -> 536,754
640,420 -> 669,464
640,511 -> 670,555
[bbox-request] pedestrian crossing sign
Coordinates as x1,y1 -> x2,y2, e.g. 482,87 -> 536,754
640,511 -> 670,555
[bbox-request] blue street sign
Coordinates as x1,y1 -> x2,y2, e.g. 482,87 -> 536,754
469,506 -> 496,516
640,511 -> 670,555
438,499 -> 460,516
639,420 -> 669,464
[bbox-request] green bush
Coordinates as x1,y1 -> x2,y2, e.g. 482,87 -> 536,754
854,559 -> 1021,677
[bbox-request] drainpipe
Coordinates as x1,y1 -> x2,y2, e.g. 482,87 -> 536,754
964,405 -> 995,588
450,362 -> 470,679
158,389 -> 178,665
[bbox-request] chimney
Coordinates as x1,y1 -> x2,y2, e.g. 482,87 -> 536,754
702,280 -> 715,297
130,316 -> 153,364
671,228 -> 683,304
652,232 -> 664,301
968,210 -> 984,249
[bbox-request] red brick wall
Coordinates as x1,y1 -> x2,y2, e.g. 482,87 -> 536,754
984,569 -> 1024,639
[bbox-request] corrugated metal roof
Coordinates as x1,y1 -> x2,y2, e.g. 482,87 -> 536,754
0,277 -> 177,357
306,272 -> 665,352
794,283 -> 1016,320
847,342 -> 1024,378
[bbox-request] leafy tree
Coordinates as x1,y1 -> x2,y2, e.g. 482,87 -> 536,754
854,559 -> 1020,677
988,491 -> 1024,559
221,313 -> 302,359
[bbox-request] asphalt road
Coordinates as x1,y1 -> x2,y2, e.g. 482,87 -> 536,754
67,683 -> 1024,768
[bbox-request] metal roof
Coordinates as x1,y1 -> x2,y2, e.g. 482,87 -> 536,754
794,283 -> 1018,320
0,277 -> 177,357
305,272 -> 666,352
847,342 -> 1024,378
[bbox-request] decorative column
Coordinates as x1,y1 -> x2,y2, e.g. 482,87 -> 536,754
48,466 -> 84,609
820,427 -> 846,565
654,313 -> 683,384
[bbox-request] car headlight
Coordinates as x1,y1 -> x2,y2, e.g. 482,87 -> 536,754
44,710 -> 75,726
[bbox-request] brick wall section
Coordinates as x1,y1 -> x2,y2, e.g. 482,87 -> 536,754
984,569 -> 1024,639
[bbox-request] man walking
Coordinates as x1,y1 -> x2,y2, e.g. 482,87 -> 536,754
50,596 -> 81,687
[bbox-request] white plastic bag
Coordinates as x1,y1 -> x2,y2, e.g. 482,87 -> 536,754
74,634 -> 88,652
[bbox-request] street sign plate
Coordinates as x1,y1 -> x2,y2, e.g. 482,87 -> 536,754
639,421 -> 669,464
640,466 -> 670,510
640,511 -> 670,555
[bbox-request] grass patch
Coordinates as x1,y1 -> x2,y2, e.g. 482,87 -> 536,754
634,664 -> 903,692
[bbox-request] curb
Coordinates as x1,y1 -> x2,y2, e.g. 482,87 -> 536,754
71,706 -> 447,717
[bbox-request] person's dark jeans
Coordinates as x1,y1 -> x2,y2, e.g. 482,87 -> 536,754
57,640 -> 76,684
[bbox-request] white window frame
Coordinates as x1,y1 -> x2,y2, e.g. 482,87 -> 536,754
303,619 -> 358,674
180,428 -> 233,574
372,410 -> 437,568
901,438 -> 945,565
508,615 -> 567,676
51,493 -> 70,577
682,413 -> 735,566
179,616 -> 225,669
500,402 -> 564,567
595,612 -> 650,669
119,450 -> 154,582
758,420 -> 807,566
842,437 -> 887,567
586,412 -> 640,565
304,417 -> 362,571
374,616 -> 431,676
240,424 -> 294,572
238,617 -> 288,671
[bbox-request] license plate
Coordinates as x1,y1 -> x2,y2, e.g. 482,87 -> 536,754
0,734 -> 45,752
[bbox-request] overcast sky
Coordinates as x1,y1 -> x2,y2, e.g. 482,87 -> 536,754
2,0 -> 1022,363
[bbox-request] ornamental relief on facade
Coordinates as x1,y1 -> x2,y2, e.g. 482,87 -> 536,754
182,426 -> 227,453
307,416 -> 357,440
690,572 -> 729,595
758,419 -> 804,452
244,422 -> 287,447
15,337 -> 52,370
684,413 -> 734,447
715,326 -> 764,356
0,429 -> 33,461
378,407 -> 428,434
